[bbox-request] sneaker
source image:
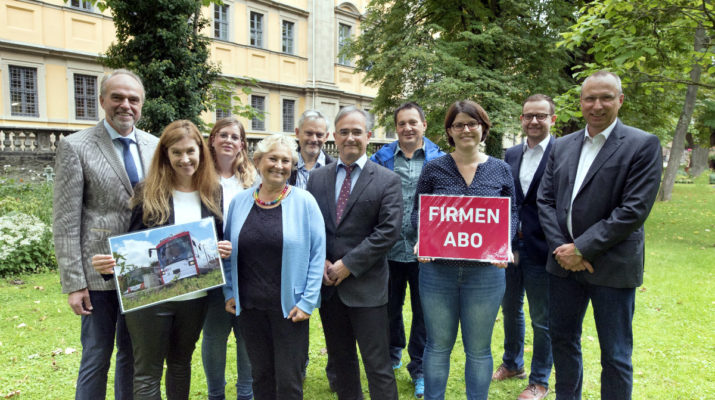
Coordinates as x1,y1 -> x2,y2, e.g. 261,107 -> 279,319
517,383 -> 549,400
392,360 -> 402,370
413,377 -> 424,399
491,363 -> 527,381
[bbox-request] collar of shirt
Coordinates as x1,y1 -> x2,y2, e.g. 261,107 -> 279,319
337,153 -> 368,171
583,118 -> 617,144
104,119 -> 138,143
522,134 -> 551,153
297,151 -> 326,170
394,140 -> 426,158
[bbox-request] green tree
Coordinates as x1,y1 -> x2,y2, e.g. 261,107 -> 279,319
347,0 -> 580,156
558,0 -> 714,201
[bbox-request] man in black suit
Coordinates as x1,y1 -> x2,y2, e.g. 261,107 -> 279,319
537,71 -> 662,400
307,106 -> 402,400
494,95 -> 555,400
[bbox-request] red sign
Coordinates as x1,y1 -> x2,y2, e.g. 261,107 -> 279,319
417,195 -> 511,262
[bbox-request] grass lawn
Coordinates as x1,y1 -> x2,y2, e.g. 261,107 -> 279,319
1,177 -> 713,399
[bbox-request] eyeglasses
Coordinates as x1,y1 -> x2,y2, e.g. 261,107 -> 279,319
451,121 -> 480,132
522,113 -> 550,121
337,129 -> 365,137
302,130 -> 326,139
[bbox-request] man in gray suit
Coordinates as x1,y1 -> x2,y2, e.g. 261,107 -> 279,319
537,71 -> 662,400
306,106 -> 402,400
53,69 -> 158,400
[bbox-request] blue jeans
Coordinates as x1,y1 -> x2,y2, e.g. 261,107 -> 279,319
549,274 -> 635,400
500,240 -> 552,387
76,290 -> 133,400
420,262 -> 505,400
388,260 -> 425,380
202,288 -> 253,400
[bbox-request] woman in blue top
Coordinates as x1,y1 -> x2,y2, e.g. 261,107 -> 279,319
223,134 -> 325,400
412,100 -> 517,400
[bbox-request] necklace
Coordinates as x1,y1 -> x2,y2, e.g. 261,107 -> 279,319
253,184 -> 289,206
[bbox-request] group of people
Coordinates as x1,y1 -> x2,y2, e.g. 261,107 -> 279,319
53,68 -> 662,400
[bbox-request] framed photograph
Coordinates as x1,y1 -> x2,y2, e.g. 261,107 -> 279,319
108,217 -> 225,313
417,194 -> 512,262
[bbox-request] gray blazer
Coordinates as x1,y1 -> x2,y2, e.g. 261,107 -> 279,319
53,121 -> 158,293
537,119 -> 662,288
306,159 -> 403,307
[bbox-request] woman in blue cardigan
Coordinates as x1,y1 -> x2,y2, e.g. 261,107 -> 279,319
223,134 -> 325,400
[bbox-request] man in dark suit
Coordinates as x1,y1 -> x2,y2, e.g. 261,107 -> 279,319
53,69 -> 158,399
288,109 -> 335,189
537,71 -> 662,400
307,106 -> 402,400
493,95 -> 555,400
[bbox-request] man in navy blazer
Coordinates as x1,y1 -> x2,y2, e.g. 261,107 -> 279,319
493,95 -> 555,400
537,71 -> 662,400
307,106 -> 402,400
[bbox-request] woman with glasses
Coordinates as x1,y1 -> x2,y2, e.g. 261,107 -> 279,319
202,117 -> 257,400
412,100 -> 517,400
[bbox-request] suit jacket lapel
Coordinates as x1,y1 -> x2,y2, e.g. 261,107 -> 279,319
326,163 -> 338,228
135,131 -> 155,175
563,130 -> 585,208
337,160 -> 374,227
578,121 -> 623,196
511,147 -> 525,201
93,122 -> 133,194
524,136 -> 554,202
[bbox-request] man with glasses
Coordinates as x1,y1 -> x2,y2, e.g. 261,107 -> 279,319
493,94 -> 556,400
307,106 -> 402,400
538,71 -> 661,399
371,102 -> 445,398
290,109 -> 335,189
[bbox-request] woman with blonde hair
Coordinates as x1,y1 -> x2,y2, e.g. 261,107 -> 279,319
203,117 -> 257,400
93,120 -> 232,400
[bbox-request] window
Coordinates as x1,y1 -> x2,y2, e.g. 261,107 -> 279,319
74,74 -> 97,120
250,12 -> 263,48
9,66 -> 38,117
70,0 -> 92,11
251,95 -> 265,131
214,4 -> 229,40
282,21 -> 294,54
282,99 -> 295,132
216,106 -> 231,120
338,23 -> 352,66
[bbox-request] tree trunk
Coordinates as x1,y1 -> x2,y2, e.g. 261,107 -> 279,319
657,23 -> 706,201
689,147 -> 709,177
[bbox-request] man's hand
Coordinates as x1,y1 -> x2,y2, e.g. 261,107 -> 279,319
288,306 -> 310,322
225,298 -> 237,315
554,243 -> 593,273
323,260 -> 336,286
68,288 -> 92,315
327,259 -> 351,286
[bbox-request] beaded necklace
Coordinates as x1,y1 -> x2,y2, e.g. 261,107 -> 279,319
253,184 -> 289,206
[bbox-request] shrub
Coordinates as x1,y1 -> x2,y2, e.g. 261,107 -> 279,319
0,212 -> 56,276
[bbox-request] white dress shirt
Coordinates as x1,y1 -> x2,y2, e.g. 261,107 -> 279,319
104,120 -> 145,180
519,134 -> 551,195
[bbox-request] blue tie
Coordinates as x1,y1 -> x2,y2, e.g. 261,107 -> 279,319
117,137 -> 139,187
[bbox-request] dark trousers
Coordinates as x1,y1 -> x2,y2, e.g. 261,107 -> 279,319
549,274 -> 635,400
320,293 -> 398,400
387,260 -> 425,379
500,240 -> 552,387
238,308 -> 309,400
125,296 -> 208,400
76,289 -> 133,400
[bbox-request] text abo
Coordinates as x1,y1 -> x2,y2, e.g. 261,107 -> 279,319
418,195 -> 511,262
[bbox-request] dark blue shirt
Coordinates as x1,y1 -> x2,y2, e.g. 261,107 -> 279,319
412,154 -> 518,267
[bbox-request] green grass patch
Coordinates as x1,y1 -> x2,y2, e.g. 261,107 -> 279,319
0,177 -> 713,398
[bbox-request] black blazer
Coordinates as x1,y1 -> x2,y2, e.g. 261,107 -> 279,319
306,159 -> 402,307
288,150 -> 335,186
504,136 -> 554,263
537,120 -> 662,288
